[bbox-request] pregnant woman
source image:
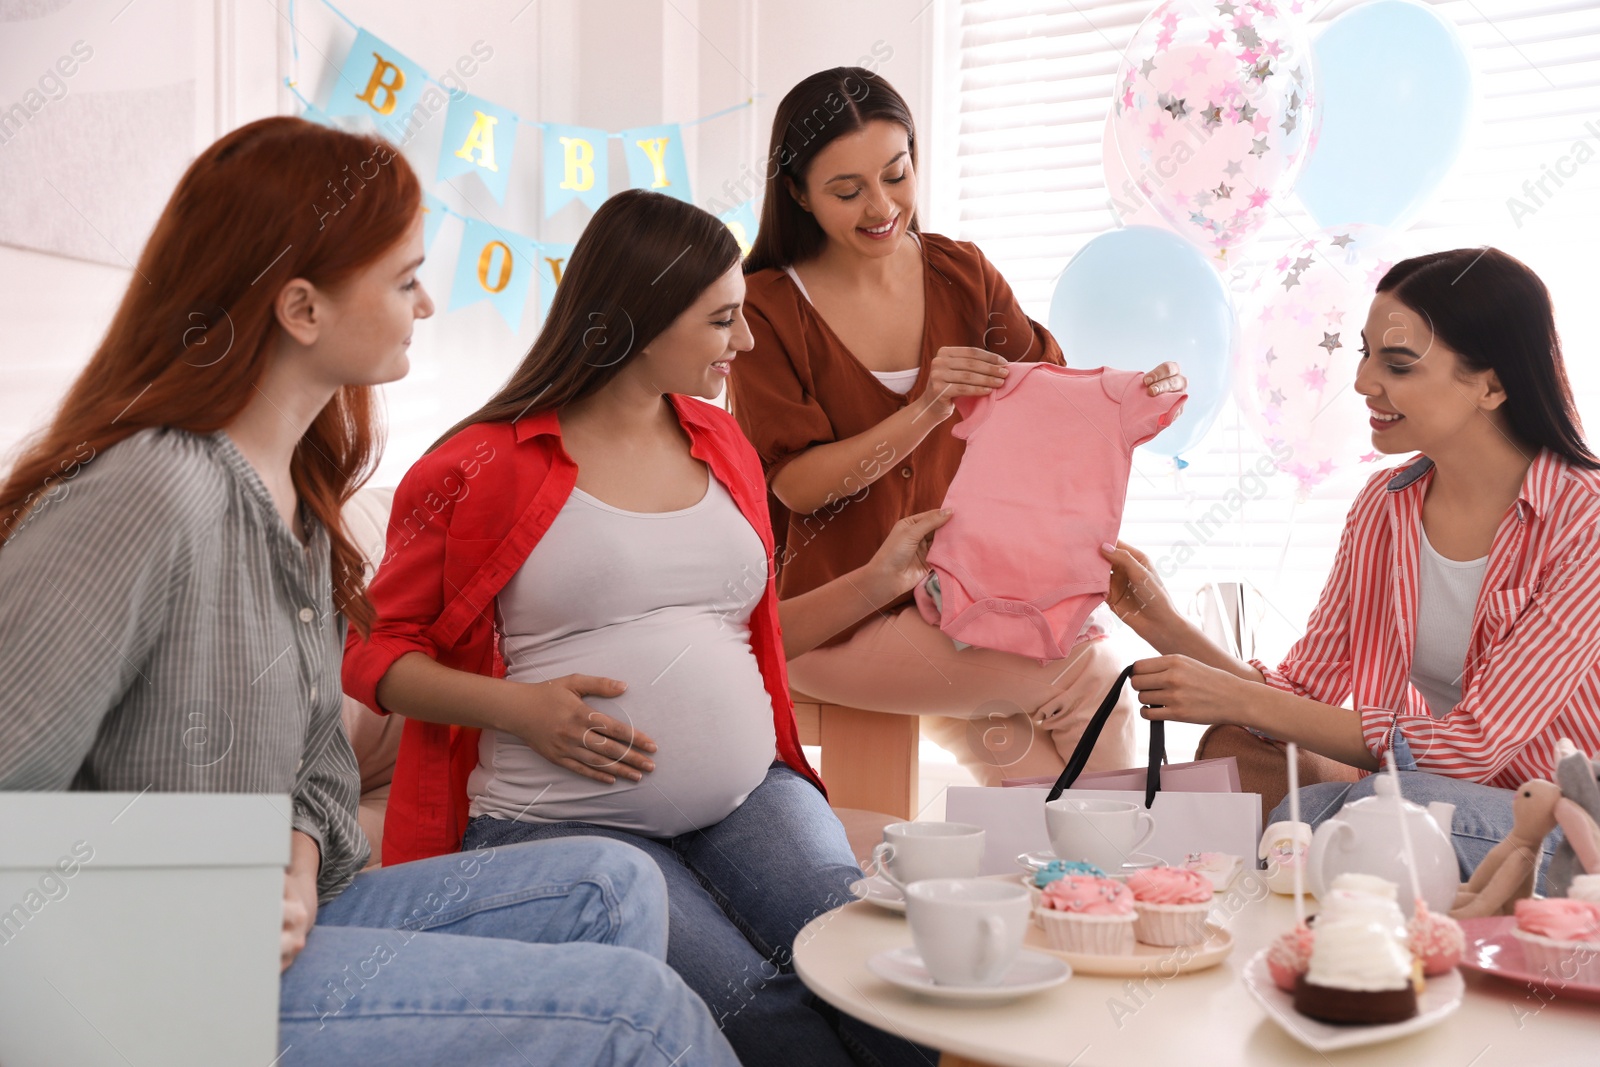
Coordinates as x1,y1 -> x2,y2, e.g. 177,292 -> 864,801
345,189 -> 932,1067
0,118 -> 734,1066
1104,248 -> 1600,881
730,67 -> 1187,785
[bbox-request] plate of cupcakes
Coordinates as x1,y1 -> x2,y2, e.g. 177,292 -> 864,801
1024,864 -> 1234,977
1455,874 -> 1600,1003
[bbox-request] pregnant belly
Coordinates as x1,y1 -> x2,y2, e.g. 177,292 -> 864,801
471,617 -> 778,837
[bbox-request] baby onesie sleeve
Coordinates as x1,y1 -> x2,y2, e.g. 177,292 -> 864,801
1116,370 -> 1188,449
950,391 -> 1000,441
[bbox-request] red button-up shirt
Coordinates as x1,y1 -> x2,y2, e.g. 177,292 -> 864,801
1251,449 -> 1600,787
343,396 -> 824,865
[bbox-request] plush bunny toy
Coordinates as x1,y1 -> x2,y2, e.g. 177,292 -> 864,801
1546,739 -> 1600,898
1451,739 -> 1600,918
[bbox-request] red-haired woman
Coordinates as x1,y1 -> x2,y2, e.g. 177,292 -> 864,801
730,68 -> 1187,786
0,117 -> 735,1067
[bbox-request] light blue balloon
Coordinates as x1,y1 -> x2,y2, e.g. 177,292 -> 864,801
1047,226 -> 1234,458
1296,0 -> 1473,229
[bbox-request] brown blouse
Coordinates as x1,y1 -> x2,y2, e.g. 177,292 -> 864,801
729,232 -> 1065,647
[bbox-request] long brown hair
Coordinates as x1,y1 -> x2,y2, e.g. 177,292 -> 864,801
433,189 -> 740,446
744,67 -> 921,274
0,116 -> 421,633
1377,249 -> 1599,470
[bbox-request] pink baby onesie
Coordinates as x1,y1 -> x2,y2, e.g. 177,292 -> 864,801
913,363 -> 1186,662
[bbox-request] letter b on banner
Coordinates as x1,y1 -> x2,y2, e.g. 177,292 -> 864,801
326,30 -> 428,137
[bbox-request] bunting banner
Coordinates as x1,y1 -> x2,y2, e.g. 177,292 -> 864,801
420,191 -> 448,253
322,29 -> 430,141
449,218 -> 539,332
719,201 -> 759,257
620,124 -> 692,203
542,124 -> 609,216
536,243 -> 577,321
436,92 -> 520,204
286,1 -> 758,331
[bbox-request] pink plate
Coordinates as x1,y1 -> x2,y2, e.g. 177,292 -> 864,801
1457,915 -> 1600,1004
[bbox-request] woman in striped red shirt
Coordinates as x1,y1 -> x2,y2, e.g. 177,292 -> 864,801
1100,248 -> 1600,880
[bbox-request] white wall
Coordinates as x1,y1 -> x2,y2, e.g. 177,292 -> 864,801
0,0 -> 939,488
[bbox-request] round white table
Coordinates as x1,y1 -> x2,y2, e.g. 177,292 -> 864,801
792,890 -> 1595,1067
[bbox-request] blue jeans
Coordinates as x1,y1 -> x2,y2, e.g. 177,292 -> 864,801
1269,734 -> 1565,892
464,763 -> 936,1067
279,836 -> 738,1066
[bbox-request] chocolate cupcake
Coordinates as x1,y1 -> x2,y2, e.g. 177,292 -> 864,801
1293,882 -> 1418,1026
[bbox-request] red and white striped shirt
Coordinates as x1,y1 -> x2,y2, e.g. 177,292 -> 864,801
1250,448 -> 1600,788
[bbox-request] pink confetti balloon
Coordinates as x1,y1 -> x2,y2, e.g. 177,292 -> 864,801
1234,224 -> 1408,496
1102,113 -> 1169,231
1111,0 -> 1316,264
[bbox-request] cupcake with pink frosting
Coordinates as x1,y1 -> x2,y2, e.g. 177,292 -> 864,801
1407,904 -> 1464,977
1037,875 -> 1137,955
1127,867 -> 1214,946
1513,897 -> 1600,985
1267,923 -> 1315,992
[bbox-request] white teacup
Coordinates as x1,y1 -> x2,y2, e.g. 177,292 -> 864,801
870,822 -> 985,893
1043,797 -> 1157,872
905,878 -> 1031,987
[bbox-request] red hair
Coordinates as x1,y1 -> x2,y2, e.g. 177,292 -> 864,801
0,116 -> 421,634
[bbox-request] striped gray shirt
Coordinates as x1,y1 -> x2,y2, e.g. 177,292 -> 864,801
0,428 -> 368,901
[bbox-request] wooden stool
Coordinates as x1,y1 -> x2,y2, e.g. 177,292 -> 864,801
791,690 -> 919,821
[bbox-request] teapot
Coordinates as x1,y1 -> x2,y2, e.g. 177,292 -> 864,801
1306,776 -> 1460,917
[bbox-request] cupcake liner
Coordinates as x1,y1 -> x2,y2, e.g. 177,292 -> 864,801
1133,900 -> 1212,947
1512,928 -> 1600,986
1037,908 -> 1136,955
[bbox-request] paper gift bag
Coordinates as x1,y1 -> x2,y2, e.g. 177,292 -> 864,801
946,784 -> 1262,875
949,663 -> 1259,874
1000,755 -> 1242,793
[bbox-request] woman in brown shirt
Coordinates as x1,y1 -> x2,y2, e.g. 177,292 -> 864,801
730,68 -> 1186,784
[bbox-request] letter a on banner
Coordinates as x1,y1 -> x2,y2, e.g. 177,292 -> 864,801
323,29 -> 429,138
449,217 -> 537,332
437,93 -> 520,204
542,124 -> 609,216
620,124 -> 692,203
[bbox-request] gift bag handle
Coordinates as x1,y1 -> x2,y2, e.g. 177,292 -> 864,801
1044,664 -> 1166,809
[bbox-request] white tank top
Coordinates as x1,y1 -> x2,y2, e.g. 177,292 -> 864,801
1410,526 -> 1488,719
468,472 -> 777,836
784,239 -> 923,395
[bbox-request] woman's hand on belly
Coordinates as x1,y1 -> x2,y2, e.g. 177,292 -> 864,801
496,674 -> 659,784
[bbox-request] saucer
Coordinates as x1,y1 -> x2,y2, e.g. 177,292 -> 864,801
849,875 -> 906,913
866,946 -> 1070,1002
1015,850 -> 1164,880
1242,948 -> 1464,1051
1025,920 -> 1234,976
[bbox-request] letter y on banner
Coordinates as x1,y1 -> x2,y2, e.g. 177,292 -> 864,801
620,123 -> 691,202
